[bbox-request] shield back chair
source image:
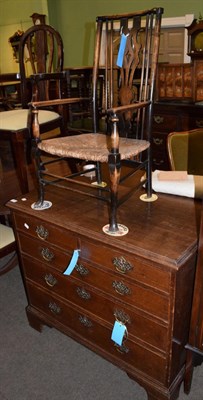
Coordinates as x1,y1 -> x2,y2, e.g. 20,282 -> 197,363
31,8 -> 163,235
0,24 -> 67,195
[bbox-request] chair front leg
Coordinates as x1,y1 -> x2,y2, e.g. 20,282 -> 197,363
108,152 -> 120,233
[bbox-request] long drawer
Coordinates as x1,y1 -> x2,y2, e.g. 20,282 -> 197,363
21,246 -> 170,323
22,255 -> 169,351
27,281 -> 168,384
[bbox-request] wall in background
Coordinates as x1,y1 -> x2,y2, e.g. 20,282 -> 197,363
0,0 -> 49,73
0,0 -> 203,72
47,0 -> 203,67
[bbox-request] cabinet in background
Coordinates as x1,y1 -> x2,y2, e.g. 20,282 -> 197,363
152,102 -> 203,170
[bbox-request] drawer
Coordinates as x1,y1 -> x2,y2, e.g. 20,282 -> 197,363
181,115 -> 203,130
80,239 -> 171,294
22,255 -> 170,323
14,213 -> 78,251
27,282 -> 167,383
152,149 -> 169,171
152,114 -> 177,132
152,132 -> 166,151
18,232 -> 73,270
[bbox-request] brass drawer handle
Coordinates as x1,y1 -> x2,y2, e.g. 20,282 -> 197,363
76,287 -> 91,300
36,225 -> 49,240
114,309 -> 131,325
75,263 -> 89,276
41,247 -> 54,262
153,138 -> 163,146
112,256 -> 133,274
112,281 -> 131,296
195,119 -> 203,128
44,273 -> 57,287
79,315 -> 93,328
152,158 -> 164,165
48,302 -> 61,314
114,343 -> 129,354
153,115 -> 164,124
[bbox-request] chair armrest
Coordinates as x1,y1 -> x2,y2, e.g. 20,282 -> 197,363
30,97 -> 90,108
107,100 -> 151,115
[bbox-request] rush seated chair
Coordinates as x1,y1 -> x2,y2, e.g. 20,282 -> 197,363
0,24 -> 67,194
30,8 -> 163,235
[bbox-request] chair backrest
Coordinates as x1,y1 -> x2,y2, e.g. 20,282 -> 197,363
167,131 -> 189,171
19,24 -> 64,107
167,128 -> 203,174
92,8 -> 163,138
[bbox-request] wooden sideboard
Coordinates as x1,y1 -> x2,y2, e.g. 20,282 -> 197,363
152,101 -> 203,171
7,186 -> 200,400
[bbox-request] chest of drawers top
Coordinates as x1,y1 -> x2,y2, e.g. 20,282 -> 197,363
7,187 -> 199,270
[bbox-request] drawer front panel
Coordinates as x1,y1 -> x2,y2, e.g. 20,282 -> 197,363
14,213 -> 78,251
19,233 -> 72,270
152,114 -> 177,132
80,240 -> 171,294
22,256 -> 170,322
27,282 -> 167,383
181,115 -> 203,130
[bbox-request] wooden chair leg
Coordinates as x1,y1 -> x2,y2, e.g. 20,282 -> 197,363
11,132 -> 29,194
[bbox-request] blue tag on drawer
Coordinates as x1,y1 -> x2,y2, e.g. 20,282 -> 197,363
63,249 -> 80,276
111,321 -> 127,346
116,33 -> 127,68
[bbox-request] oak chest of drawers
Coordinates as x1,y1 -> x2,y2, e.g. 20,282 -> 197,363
8,188 -> 199,400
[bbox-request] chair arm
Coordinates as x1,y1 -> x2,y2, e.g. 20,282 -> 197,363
30,97 -> 90,108
107,100 -> 151,115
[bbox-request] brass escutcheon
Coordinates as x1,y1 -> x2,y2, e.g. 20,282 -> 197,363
44,273 -> 57,287
112,256 -> 133,274
36,225 -> 49,240
112,280 -> 131,296
41,247 -> 54,262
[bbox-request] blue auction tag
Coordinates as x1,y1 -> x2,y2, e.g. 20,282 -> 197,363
116,33 -> 128,68
111,320 -> 127,346
63,249 -> 80,276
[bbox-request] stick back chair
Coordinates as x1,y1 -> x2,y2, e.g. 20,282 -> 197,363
0,24 -> 66,194
31,8 -> 163,235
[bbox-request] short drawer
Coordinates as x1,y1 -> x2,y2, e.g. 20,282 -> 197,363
181,115 -> 203,130
152,114 -> 177,132
27,282 -> 168,383
14,213 -> 78,251
152,149 -> 169,171
22,256 -> 170,323
80,239 -> 171,294
18,232 -> 73,270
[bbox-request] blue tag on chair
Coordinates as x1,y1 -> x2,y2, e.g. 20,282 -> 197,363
63,249 -> 80,275
116,33 -> 128,68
